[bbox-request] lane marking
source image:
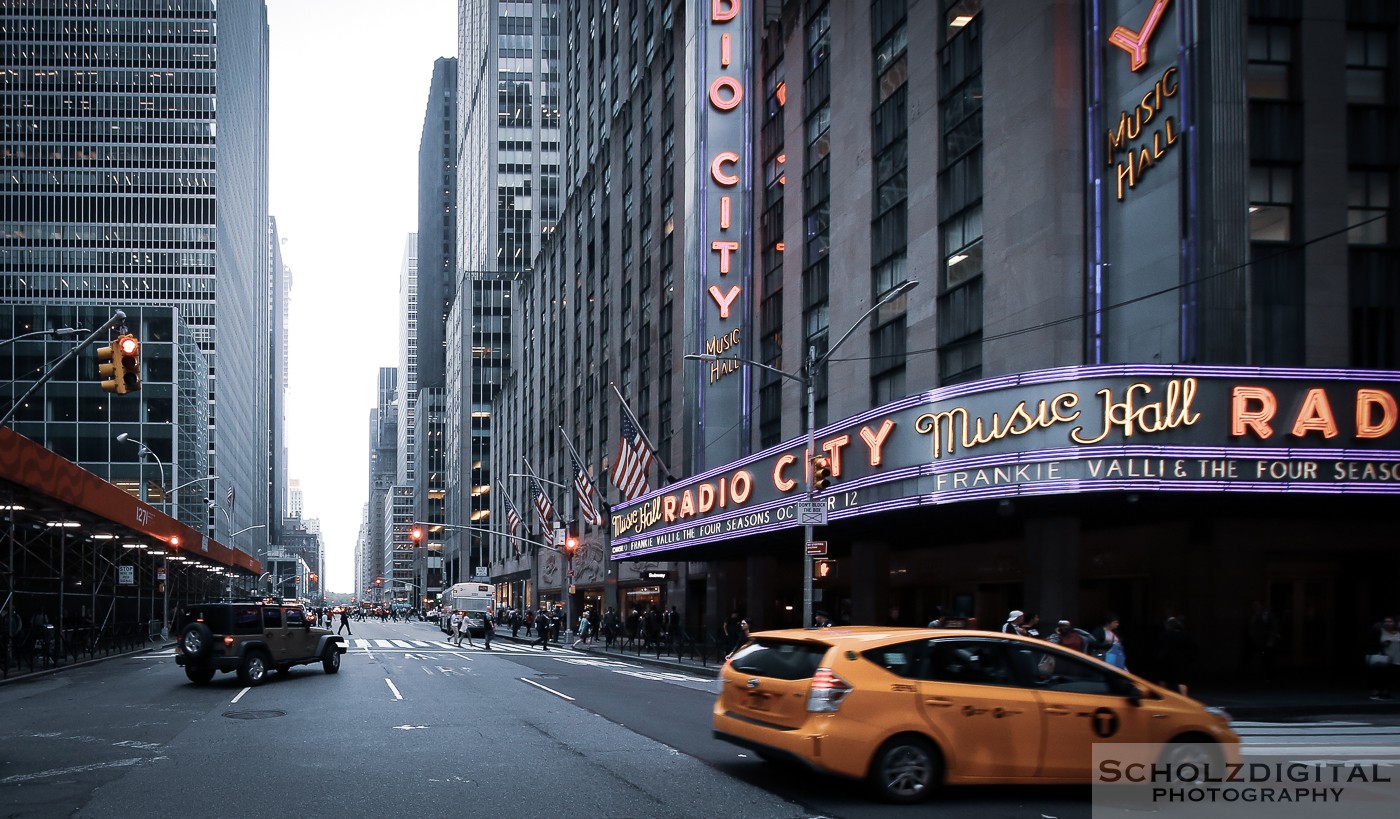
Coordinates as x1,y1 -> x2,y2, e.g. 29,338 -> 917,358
385,677 -> 403,700
520,676 -> 574,701
1,756 -> 168,784
230,687 -> 251,704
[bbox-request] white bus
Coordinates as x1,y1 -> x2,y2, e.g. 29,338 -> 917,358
439,582 -> 496,636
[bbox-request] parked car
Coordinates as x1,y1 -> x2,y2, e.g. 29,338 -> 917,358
175,600 -> 347,686
713,627 -> 1238,803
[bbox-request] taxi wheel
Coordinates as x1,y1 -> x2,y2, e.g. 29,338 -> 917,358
1160,735 -> 1221,781
868,735 -> 941,804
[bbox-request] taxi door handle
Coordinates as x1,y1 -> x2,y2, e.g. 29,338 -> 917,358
924,697 -> 955,708
1043,706 -> 1072,716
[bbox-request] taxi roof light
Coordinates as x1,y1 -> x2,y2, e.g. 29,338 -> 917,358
807,667 -> 853,713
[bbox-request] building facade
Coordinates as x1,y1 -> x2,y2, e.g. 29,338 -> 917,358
494,0 -> 1399,681
0,0 -> 274,562
445,0 -> 561,591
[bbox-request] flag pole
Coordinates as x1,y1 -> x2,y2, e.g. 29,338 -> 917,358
609,382 -> 676,480
558,426 -> 611,507
521,457 -> 564,528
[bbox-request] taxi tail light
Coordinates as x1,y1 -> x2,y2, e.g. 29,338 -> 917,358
223,636 -> 234,646
806,668 -> 853,713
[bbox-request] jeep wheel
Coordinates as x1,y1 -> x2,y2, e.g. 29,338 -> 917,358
180,623 -> 214,660
322,645 -> 341,674
237,650 -> 270,686
184,664 -> 215,685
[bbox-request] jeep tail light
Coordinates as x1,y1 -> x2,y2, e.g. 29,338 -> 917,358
223,636 -> 234,646
806,668 -> 853,713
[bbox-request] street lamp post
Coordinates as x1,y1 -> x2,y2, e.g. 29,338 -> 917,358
117,432 -> 169,634
685,279 -> 917,628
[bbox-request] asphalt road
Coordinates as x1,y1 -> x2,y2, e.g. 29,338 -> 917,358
4,618 -> 1397,819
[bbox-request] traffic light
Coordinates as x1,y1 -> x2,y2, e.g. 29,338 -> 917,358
564,519 -> 579,556
96,339 -> 125,394
409,527 -> 423,542
814,558 -> 835,580
811,455 -> 833,491
116,334 -> 141,392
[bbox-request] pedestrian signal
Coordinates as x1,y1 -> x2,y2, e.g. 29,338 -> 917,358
814,558 -> 835,580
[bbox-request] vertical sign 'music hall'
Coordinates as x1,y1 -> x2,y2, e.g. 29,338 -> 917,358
687,0 -> 753,469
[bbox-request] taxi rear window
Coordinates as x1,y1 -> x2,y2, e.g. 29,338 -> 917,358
729,640 -> 828,681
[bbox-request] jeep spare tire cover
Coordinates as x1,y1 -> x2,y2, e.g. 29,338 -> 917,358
181,622 -> 214,659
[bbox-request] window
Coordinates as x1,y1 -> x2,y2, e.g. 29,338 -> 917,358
1346,29 -> 1389,105
285,607 -> 306,628
863,638 -> 924,678
1246,24 -> 1292,100
923,639 -> 1013,686
1249,165 -> 1294,242
262,607 -> 282,629
1007,645 -> 1132,697
1348,171 -> 1391,245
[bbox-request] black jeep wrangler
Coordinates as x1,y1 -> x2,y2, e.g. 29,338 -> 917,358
175,601 -> 346,686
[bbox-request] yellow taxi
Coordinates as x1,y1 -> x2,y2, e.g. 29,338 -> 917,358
712,627 -> 1239,803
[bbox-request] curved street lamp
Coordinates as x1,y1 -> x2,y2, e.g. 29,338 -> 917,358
115,432 -> 166,511
0,327 -> 86,347
685,279 -> 919,628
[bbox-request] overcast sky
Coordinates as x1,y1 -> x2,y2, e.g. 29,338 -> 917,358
266,0 -> 458,593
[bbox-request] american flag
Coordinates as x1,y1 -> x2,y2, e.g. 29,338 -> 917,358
611,414 -> 654,501
530,478 -> 555,532
572,453 -> 604,527
226,485 -> 235,509
503,492 -> 523,538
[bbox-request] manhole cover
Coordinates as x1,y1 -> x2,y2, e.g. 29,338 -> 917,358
223,709 -> 286,720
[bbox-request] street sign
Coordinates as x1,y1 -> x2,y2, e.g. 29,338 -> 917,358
474,566 -> 487,578
118,565 -> 134,585
805,540 -> 828,556
797,501 -> 827,525
157,569 -> 166,581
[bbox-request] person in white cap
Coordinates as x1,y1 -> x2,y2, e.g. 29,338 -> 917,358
1002,610 -> 1026,636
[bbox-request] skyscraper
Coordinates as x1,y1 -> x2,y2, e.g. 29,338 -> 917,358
0,1 -> 272,556
445,0 -> 561,585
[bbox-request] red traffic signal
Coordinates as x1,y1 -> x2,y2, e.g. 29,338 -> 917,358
115,334 -> 141,393
409,527 -> 423,542
811,456 -> 833,491
564,535 -> 579,556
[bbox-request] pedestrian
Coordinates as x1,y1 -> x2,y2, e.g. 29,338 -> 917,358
1002,610 -> 1026,635
511,608 -> 522,638
1094,613 -> 1128,670
1023,612 -> 1043,639
926,605 -> 945,628
337,608 -> 352,636
481,607 -> 495,650
573,606 -> 592,649
1049,619 -> 1087,652
532,607 -> 552,650
449,610 -> 463,646
458,611 -> 476,648
813,611 -> 833,628
602,606 -> 619,648
725,618 -> 750,659
723,609 -> 744,655
1367,615 -> 1400,700
1157,616 -> 1196,695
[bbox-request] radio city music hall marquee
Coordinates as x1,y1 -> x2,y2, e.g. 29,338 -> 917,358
610,365 -> 1400,558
